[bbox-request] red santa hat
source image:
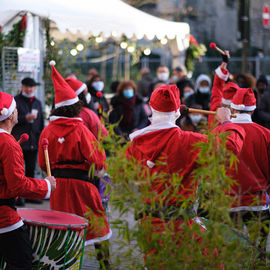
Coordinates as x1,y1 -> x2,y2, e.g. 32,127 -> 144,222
65,77 -> 87,96
50,61 -> 79,109
231,88 -> 256,111
0,92 -> 16,121
222,82 -> 239,105
150,84 -> 180,112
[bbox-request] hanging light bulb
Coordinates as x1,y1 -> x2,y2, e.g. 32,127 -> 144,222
70,49 -> 78,56
96,36 -> 103,43
127,46 -> 135,53
161,38 -> 168,45
50,40 -> 55,46
76,43 -> 84,51
120,42 -> 128,49
144,48 -> 151,56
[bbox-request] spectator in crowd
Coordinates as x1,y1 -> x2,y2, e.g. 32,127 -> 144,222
109,80 -> 149,137
234,73 -> 256,89
171,66 -> 186,84
87,75 -> 110,116
153,80 -> 166,91
65,77 -> 109,139
177,79 -> 195,105
194,74 -> 212,110
87,68 -> 99,81
148,65 -> 170,98
110,80 -> 120,94
12,77 -> 44,205
137,67 -> 153,99
66,73 -> 78,80
178,104 -> 207,132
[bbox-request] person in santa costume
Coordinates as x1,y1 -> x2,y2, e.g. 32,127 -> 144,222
0,92 -> 56,269
126,84 -> 245,267
38,62 -> 112,269
229,88 -> 270,258
208,50 -> 240,126
65,77 -> 109,139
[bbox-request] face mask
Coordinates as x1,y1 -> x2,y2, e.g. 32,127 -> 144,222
85,93 -> 91,104
184,92 -> 193,99
172,75 -> 178,82
22,92 -> 35,98
92,81 -> 104,92
198,87 -> 210,94
157,72 -> 169,82
190,114 -> 202,123
123,89 -> 134,99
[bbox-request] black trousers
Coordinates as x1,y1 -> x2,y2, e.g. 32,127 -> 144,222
0,225 -> 32,270
230,209 -> 270,255
23,150 -> 37,178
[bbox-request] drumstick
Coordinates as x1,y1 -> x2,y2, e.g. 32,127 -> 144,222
180,105 -> 236,118
209,42 -> 226,55
18,133 -> 29,144
41,138 -> 51,177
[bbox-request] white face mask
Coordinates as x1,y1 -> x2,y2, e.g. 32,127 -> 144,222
92,81 -> 104,92
184,92 -> 193,99
190,114 -> 202,123
198,87 -> 210,94
85,93 -> 91,104
157,72 -> 169,82
22,92 -> 35,98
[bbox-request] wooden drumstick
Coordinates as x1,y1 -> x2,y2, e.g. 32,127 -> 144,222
180,105 -> 236,118
209,42 -> 226,55
18,133 -> 29,144
41,138 -> 51,177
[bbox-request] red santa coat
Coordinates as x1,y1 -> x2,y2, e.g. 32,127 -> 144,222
230,114 -> 270,210
127,122 -> 245,206
79,107 -> 108,139
208,66 -> 229,126
0,129 -> 49,233
38,117 -> 111,245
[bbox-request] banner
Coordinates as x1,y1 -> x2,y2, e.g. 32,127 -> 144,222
17,48 -> 40,72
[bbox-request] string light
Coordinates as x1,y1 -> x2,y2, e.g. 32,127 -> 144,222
127,46 -> 135,53
70,49 -> 78,56
144,48 -> 151,55
120,42 -> 128,49
95,36 -> 103,43
161,38 -> 168,45
76,44 -> 84,51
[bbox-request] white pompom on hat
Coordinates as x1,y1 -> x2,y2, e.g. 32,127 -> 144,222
0,92 -> 16,121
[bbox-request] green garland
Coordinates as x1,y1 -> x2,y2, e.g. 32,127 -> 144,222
185,43 -> 206,73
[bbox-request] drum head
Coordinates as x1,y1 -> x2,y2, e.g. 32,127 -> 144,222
18,208 -> 88,231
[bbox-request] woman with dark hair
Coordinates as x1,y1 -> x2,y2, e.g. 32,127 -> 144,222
87,75 -> 109,116
65,77 -> 108,139
38,64 -> 111,269
109,80 -> 149,137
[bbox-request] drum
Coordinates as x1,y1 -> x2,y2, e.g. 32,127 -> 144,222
18,208 -> 88,270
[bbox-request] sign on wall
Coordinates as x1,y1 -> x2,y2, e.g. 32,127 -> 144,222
17,48 -> 40,72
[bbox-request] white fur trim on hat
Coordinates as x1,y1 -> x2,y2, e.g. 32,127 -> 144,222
243,105 -> 256,111
0,98 -> 16,121
230,103 -> 245,111
215,66 -> 229,81
221,98 -> 231,105
76,83 -> 87,95
147,160 -> 155,168
55,96 -> 79,109
49,60 -> 56,66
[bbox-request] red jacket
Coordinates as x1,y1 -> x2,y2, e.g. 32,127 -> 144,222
230,114 -> 270,209
79,107 -> 108,139
208,66 -> 229,127
127,122 -> 245,206
0,130 -> 49,232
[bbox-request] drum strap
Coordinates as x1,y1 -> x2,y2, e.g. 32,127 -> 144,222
52,168 -> 99,188
0,198 -> 16,210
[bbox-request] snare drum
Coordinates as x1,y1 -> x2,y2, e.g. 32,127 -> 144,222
18,208 -> 88,270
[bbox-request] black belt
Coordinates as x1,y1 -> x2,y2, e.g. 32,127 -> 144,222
0,198 -> 16,211
52,168 -> 100,188
135,204 -> 195,221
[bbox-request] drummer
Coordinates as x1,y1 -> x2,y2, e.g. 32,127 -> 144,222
0,92 -> 56,269
38,62 -> 112,269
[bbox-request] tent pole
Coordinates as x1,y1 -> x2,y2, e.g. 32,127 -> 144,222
112,45 -> 119,80
125,50 -> 130,80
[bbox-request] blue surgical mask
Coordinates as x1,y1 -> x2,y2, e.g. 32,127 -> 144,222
184,92 -> 193,99
22,92 -> 35,98
198,87 -> 210,94
123,89 -> 134,99
190,114 -> 202,123
92,81 -> 104,92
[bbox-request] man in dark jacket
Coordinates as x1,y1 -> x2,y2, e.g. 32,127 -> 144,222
137,68 -> 153,98
12,77 -> 44,205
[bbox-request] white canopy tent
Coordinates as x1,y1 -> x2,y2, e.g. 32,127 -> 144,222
0,0 -> 190,52
0,0 -> 190,100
